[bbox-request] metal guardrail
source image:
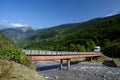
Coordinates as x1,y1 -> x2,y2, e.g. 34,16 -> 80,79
23,50 -> 100,55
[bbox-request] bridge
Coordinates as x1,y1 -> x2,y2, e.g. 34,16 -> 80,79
23,50 -> 102,70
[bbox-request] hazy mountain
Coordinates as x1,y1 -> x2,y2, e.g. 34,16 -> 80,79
15,26 -> 37,32
0,24 -> 7,29
0,26 -> 37,42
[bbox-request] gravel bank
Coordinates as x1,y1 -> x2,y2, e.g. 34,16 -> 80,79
33,60 -> 120,80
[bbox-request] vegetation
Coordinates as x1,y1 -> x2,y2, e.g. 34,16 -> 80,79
0,59 -> 45,80
0,33 -> 30,66
0,33 -> 45,80
27,18 -> 102,40
0,59 -> 13,79
102,39 -> 120,58
24,14 -> 120,58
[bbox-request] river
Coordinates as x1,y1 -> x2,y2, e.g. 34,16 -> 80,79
33,60 -> 120,80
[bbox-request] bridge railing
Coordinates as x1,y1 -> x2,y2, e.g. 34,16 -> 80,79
23,50 -> 100,55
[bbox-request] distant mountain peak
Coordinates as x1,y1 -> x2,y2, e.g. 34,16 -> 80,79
12,26 -> 37,32
0,24 -> 7,30
11,23 -> 28,27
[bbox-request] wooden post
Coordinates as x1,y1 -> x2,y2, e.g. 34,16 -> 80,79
67,59 -> 70,71
60,59 -> 63,70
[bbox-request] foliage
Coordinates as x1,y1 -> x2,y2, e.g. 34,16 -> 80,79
0,33 -> 30,66
102,39 -> 120,58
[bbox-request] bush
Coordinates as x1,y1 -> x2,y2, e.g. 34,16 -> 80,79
102,42 -> 120,58
0,48 -> 30,66
0,33 -> 30,66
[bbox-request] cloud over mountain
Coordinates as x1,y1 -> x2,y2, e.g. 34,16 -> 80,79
11,23 -> 28,27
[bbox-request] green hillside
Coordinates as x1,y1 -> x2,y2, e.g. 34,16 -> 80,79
0,33 -> 30,65
27,18 -> 102,40
24,14 -> 120,58
21,18 -> 102,48
0,32 -> 45,80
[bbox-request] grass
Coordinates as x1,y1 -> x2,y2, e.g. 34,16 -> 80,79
0,59 -> 45,80
0,59 -> 13,79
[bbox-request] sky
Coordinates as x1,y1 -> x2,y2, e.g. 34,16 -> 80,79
0,0 -> 120,29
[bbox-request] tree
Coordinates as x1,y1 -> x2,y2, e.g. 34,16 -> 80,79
69,44 -> 76,51
76,44 -> 85,52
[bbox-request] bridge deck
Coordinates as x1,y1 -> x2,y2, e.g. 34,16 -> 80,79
23,50 -> 101,55
23,50 -> 102,61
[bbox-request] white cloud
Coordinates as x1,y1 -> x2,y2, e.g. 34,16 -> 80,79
106,9 -> 120,17
11,23 -> 28,27
0,19 -> 29,28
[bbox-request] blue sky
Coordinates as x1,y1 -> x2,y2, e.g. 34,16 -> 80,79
0,0 -> 120,29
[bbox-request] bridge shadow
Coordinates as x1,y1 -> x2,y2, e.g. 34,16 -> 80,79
102,60 -> 117,67
36,61 -> 81,71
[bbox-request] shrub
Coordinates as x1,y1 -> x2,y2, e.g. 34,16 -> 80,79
0,48 -> 30,66
102,42 -> 120,58
0,33 -> 30,66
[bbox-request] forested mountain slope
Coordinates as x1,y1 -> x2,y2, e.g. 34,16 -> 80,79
24,14 -> 120,57
27,18 -> 102,40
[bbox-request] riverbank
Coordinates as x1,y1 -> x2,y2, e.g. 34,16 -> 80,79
0,59 -> 45,80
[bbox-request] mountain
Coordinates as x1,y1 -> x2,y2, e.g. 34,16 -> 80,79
0,26 -> 37,42
15,26 -> 37,32
0,24 -> 7,29
23,14 -> 120,58
27,18 -> 103,40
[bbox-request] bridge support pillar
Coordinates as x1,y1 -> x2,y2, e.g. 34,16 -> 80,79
86,57 -> 92,61
60,59 -> 63,70
67,59 -> 70,71
60,59 -> 71,71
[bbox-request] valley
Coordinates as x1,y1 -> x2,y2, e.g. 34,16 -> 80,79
0,1 -> 120,80
0,14 -> 120,58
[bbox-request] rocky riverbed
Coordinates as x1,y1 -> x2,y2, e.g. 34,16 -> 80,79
33,60 -> 120,80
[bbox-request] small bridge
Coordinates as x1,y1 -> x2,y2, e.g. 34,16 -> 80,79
23,50 -> 102,70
